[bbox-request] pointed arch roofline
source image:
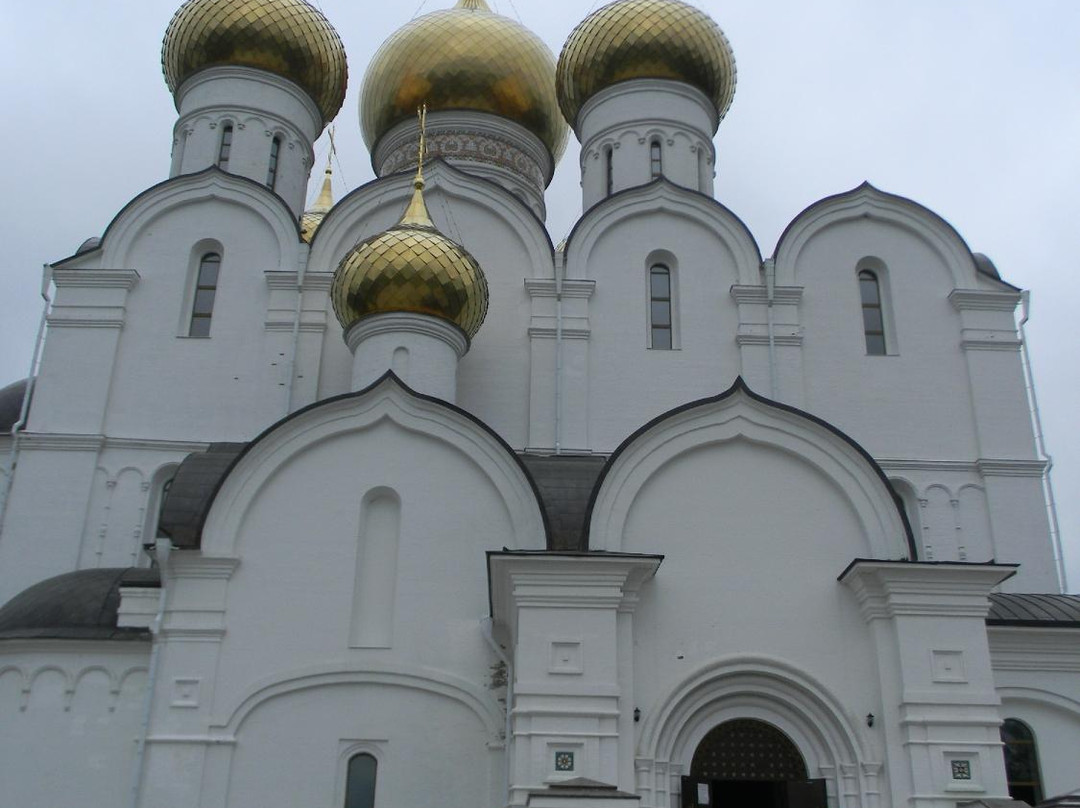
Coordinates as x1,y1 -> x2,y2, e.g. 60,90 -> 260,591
191,370 -> 552,550
580,375 -> 916,556
562,176 -> 762,264
310,157 -> 554,254
772,181 -> 1019,290
51,166 -> 302,267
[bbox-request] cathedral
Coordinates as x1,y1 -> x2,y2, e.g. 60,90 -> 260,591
0,0 -> 1077,806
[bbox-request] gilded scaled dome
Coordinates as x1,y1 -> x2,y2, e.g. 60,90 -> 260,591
556,0 -> 736,129
331,178 -> 489,339
162,0 -> 348,124
360,0 -> 568,160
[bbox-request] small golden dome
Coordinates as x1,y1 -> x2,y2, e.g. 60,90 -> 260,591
162,0 -> 348,125
331,175 -> 489,339
360,0 -> 568,160
556,0 -> 736,129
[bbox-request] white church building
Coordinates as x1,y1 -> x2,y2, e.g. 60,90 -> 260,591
0,0 -> 1077,806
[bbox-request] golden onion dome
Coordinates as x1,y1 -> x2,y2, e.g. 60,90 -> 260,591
162,0 -> 348,125
556,0 -> 736,129
331,173 -> 489,339
300,163 -> 335,243
360,0 -> 568,160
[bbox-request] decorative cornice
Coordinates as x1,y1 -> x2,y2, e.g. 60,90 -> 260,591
877,459 -> 979,473
839,560 -> 1017,622
265,271 -> 334,292
976,458 -> 1047,477
17,433 -> 105,451
525,279 -> 597,299
344,312 -> 468,357
989,627 -> 1080,672
528,327 -> 591,340
949,289 -> 1021,312
52,269 -> 140,289
735,332 -> 803,347
168,555 -> 240,580
730,285 -> 804,306
105,436 -> 210,452
46,316 -> 126,329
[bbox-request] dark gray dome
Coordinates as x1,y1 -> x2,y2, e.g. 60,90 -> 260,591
0,567 -> 159,641
0,377 -> 30,433
972,252 -> 1002,281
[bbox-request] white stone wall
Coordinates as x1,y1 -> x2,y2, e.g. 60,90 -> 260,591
0,641 -> 148,808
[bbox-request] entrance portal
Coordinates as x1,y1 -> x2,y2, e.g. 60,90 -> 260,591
682,719 -> 827,808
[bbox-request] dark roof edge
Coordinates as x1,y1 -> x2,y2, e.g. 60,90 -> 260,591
582,377 -> 917,557
195,371 -> 552,549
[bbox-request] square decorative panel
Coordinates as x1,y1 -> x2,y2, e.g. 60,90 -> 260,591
951,759 -> 972,781
555,751 -> 575,772
931,650 -> 967,683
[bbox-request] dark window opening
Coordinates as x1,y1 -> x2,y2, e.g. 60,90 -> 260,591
266,136 -> 282,189
605,145 -> 614,197
344,753 -> 377,808
1001,719 -> 1043,805
650,140 -> 662,179
859,269 -> 886,355
188,253 -> 221,337
217,124 -> 233,171
650,264 -> 672,349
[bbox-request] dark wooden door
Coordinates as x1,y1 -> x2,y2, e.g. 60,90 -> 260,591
681,775 -> 828,808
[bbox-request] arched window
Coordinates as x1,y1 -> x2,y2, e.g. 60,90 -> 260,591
344,753 -> 377,808
604,145 -> 614,197
217,124 -> 233,171
650,140 -> 662,179
649,264 -> 672,349
1001,719 -> 1043,805
188,253 -> 221,337
858,269 -> 886,355
266,136 -> 282,189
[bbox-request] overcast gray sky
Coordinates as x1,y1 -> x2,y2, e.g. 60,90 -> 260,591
1,0 -> 1077,588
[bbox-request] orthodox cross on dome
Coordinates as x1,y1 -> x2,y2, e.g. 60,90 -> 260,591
400,105 -> 436,227
456,0 -> 491,10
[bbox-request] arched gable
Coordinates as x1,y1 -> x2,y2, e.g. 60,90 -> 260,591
307,160 -> 555,279
773,182 -> 996,289
637,655 -> 878,808
217,660 -> 503,738
585,377 -> 914,557
55,167 -> 302,272
564,178 -> 762,285
200,372 -> 548,556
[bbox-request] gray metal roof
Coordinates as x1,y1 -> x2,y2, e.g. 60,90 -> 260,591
0,377 -> 30,433
159,444 -> 606,551
0,567 -> 158,641
987,593 -> 1080,627
516,454 -> 606,550
158,443 -> 246,548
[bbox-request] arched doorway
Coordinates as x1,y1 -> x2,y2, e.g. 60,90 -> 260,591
681,719 -> 827,808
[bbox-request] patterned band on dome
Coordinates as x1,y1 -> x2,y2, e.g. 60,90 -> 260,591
360,2 -> 567,160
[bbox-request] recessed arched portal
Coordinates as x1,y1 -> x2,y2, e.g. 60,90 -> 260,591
682,719 -> 826,808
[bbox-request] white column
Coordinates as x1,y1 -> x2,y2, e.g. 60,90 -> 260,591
344,313 -> 468,402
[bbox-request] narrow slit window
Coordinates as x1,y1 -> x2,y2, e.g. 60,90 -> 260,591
344,753 -> 377,808
859,269 -> 886,355
266,136 -> 282,189
188,253 -> 221,337
217,124 -> 233,171
1001,719 -> 1043,806
650,264 -> 672,349
650,140 -> 662,179
604,145 -> 614,197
